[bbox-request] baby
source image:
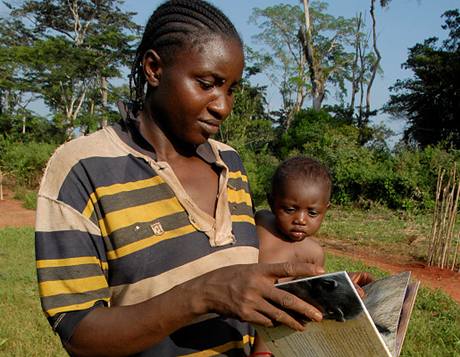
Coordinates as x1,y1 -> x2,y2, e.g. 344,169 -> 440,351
256,156 -> 331,268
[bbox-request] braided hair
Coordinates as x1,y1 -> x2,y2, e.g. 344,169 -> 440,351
129,0 -> 242,113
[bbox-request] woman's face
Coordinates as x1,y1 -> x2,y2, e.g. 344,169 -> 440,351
146,35 -> 244,146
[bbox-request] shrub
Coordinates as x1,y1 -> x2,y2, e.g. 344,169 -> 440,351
276,109 -> 460,210
0,138 -> 57,188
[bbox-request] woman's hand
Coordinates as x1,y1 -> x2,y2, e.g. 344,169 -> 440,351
192,262 -> 325,331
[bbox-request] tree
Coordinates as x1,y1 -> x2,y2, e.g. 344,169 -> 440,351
250,1 -> 357,128
385,9 -> 460,149
2,0 -> 139,138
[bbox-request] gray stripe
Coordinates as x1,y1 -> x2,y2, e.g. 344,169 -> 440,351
98,183 -> 174,215
35,230 -> 105,261
106,211 -> 191,248
38,264 -> 107,283
41,288 -> 110,311
228,177 -> 250,193
229,202 -> 253,217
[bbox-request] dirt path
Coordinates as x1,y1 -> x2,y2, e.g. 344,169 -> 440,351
0,188 -> 35,228
0,189 -> 458,304
322,238 -> 460,304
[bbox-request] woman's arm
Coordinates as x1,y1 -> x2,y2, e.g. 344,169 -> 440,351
66,262 -> 325,356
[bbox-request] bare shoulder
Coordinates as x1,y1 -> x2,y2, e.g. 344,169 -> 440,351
255,210 -> 277,242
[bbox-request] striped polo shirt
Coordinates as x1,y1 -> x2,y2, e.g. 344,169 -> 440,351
35,117 -> 259,356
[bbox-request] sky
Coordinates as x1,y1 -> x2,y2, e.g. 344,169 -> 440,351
1,0 -> 458,144
120,0 -> 458,144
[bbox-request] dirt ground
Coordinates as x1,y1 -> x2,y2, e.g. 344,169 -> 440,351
0,188 -> 36,228
1,187 -> 458,304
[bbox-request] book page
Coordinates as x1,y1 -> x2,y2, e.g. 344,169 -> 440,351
257,318 -> 391,357
395,281 -> 420,356
256,272 -> 391,357
363,271 -> 412,356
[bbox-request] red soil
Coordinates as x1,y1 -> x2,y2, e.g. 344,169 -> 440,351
0,188 -> 36,228
322,238 -> 460,304
0,187 -> 458,304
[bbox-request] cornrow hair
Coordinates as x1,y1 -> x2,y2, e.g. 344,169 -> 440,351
129,0 -> 242,114
270,156 -> 332,200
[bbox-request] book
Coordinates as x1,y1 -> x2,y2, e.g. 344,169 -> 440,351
256,271 -> 420,357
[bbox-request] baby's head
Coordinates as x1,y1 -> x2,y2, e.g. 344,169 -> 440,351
268,156 -> 332,242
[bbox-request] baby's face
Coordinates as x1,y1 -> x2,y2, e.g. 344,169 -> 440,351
271,179 -> 330,242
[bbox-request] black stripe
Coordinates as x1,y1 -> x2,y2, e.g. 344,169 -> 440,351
228,176 -> 250,193
41,288 -> 109,312
106,211 -> 190,249
232,222 -> 258,248
35,230 -> 106,261
98,183 -> 174,215
136,317 -> 254,356
219,150 -> 247,174
58,155 -> 157,213
229,202 -> 254,217
37,264 -> 106,283
108,226 -> 257,286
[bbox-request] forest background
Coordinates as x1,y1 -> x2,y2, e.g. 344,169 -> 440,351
0,0 -> 459,213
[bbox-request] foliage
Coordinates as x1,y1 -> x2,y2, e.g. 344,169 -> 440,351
13,187 -> 38,210
385,9 -> 460,149
276,108 -> 460,210
0,0 -> 139,137
217,79 -> 279,206
249,1 -> 358,125
0,137 -> 57,187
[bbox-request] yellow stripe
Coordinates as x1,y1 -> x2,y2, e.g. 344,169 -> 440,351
99,197 -> 183,237
231,215 -> 255,225
39,276 -> 108,297
46,297 -> 111,318
181,334 -> 253,356
228,171 -> 248,182
227,188 -> 252,206
82,192 -> 97,219
106,224 -> 196,260
82,176 -> 165,219
37,256 -> 108,270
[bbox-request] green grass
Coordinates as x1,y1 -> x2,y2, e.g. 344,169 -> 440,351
0,227 -> 66,356
320,206 -> 434,261
1,227 -> 459,356
13,187 -> 38,210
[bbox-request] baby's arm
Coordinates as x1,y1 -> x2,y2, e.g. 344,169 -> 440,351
296,237 -> 325,268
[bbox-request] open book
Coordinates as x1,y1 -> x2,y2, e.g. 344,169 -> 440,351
256,271 -> 420,357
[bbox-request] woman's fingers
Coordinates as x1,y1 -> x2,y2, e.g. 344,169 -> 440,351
265,262 -> 325,280
254,298 -> 306,331
265,284 -> 323,325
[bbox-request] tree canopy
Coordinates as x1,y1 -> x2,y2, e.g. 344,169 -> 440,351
385,9 -> 460,149
0,0 -> 139,138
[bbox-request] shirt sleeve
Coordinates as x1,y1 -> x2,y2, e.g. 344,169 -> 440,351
35,194 -> 111,341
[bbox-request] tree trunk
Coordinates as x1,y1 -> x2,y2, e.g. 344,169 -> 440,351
349,13 -> 363,113
366,0 -> 382,116
300,0 -> 325,111
100,76 -> 108,128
